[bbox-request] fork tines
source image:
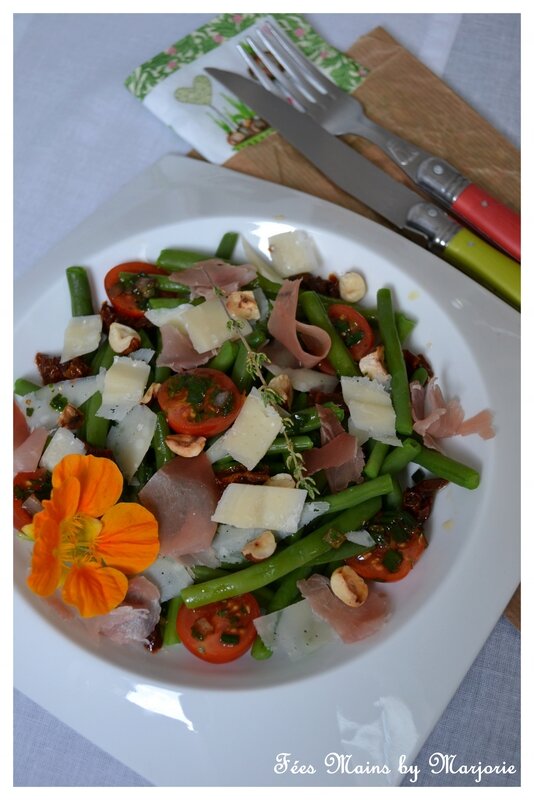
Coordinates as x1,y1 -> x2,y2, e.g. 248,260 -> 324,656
237,21 -> 339,112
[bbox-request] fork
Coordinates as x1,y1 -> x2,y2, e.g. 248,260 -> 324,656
237,22 -> 520,262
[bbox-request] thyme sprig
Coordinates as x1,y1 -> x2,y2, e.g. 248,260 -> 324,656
204,268 -> 318,497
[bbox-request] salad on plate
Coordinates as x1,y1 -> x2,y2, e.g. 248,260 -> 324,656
13,228 -> 495,666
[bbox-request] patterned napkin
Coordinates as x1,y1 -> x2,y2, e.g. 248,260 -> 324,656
125,12 -> 368,164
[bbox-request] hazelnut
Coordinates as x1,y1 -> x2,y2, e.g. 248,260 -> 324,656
242,530 -> 277,562
108,322 -> 141,355
141,382 -> 161,404
359,346 -> 390,383
165,433 -> 206,458
339,271 -> 367,303
265,473 -> 296,489
330,565 -> 369,607
58,403 -> 84,430
225,290 -> 260,321
267,373 -> 293,407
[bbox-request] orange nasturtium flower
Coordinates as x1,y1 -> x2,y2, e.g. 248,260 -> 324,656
26,454 -> 159,618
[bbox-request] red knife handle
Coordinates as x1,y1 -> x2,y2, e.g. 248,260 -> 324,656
451,183 -> 520,262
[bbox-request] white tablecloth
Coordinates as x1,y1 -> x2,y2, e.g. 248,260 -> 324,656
13,13 -> 520,787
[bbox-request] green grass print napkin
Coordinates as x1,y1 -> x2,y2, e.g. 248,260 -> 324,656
125,13 -> 369,164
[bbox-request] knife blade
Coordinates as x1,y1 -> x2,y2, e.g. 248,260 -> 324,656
249,20 -> 520,262
206,68 -> 520,309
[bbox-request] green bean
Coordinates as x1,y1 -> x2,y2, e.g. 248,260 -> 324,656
318,295 -> 416,342
363,440 -> 390,479
267,435 -> 314,456
268,565 -> 314,613
83,342 -> 115,447
90,340 -> 115,374
230,325 -> 268,391
307,537 -> 374,566
14,378 -> 40,396
84,393 -> 109,448
384,475 -> 403,510
252,586 -> 275,608
250,635 -> 273,660
147,297 -> 190,310
163,596 -> 183,646
156,248 -> 211,272
376,288 -> 413,436
207,340 -> 238,372
213,434 -> 314,471
320,474 -> 394,515
134,459 -> 155,488
255,274 -> 281,300
137,328 -> 154,350
180,498 -> 382,609
212,457 -> 246,473
153,329 -> 171,384
247,323 -> 269,348
291,391 -> 310,412
151,412 -> 174,470
299,291 -> 359,377
413,446 -> 480,489
396,312 -> 417,344
119,271 -> 189,294
192,565 -> 235,582
66,266 -> 94,316
411,366 -> 428,385
379,438 -> 421,475
215,232 -> 239,261
290,403 -> 344,433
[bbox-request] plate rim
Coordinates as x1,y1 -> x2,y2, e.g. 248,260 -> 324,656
13,154 -> 520,787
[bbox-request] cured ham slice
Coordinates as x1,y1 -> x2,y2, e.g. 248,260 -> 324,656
156,323 -> 214,371
267,278 -> 331,368
266,363 -> 339,394
14,400 -> 30,449
411,377 -> 495,450
84,576 -> 161,645
458,410 -> 495,439
260,340 -> 299,369
303,433 -> 356,476
302,406 -> 364,493
139,454 -> 218,557
13,427 -> 48,475
169,259 -> 256,299
297,573 -> 390,644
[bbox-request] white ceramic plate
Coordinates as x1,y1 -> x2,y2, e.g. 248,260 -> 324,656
14,155 -> 520,786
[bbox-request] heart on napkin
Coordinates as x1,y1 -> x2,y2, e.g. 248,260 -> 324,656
175,74 -> 212,106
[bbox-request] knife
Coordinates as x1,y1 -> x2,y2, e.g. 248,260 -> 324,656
206,68 -> 520,309
242,20 -> 521,263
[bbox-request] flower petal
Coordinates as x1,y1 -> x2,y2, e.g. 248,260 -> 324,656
43,475 -> 81,524
52,454 -> 123,517
61,563 -> 128,617
27,514 -> 63,596
97,502 -> 159,575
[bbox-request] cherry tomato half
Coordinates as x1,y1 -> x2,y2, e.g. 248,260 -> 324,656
104,261 -> 170,320
177,593 -> 260,663
157,368 -> 243,437
13,469 -> 51,531
328,304 -> 375,361
346,510 -> 427,582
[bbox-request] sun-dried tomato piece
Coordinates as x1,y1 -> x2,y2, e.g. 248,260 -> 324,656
402,477 -> 448,523
293,272 -> 340,298
35,353 -> 91,384
214,466 -> 270,490
403,350 -> 434,379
